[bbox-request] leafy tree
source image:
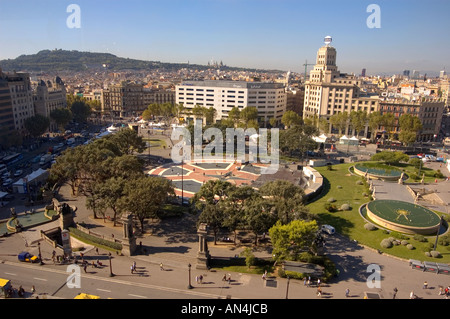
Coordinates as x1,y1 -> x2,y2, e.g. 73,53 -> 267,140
398,114 -> 423,145
280,124 -> 318,162
380,113 -> 395,139
106,128 -> 146,155
24,114 -> 50,137
243,194 -> 277,245
194,180 -> 235,244
371,151 -> 409,165
50,108 -> 72,132
318,118 -> 329,134
122,176 -> 175,232
143,102 -> 177,125
350,110 -> 368,137
259,180 -> 312,224
269,220 -> 318,262
330,112 -> 349,136
368,111 -> 383,140
240,106 -> 258,123
222,185 -> 255,244
281,110 -> 302,129
227,107 -> 241,127
70,100 -> 92,123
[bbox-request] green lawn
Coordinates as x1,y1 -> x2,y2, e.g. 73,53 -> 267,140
143,138 -> 167,149
306,162 -> 450,263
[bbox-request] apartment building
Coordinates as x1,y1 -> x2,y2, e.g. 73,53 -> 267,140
34,77 -> 67,131
0,70 -> 35,135
303,38 -> 379,133
0,74 -> 14,144
102,82 -> 145,118
379,98 -> 446,142
102,82 -> 175,118
175,80 -> 286,125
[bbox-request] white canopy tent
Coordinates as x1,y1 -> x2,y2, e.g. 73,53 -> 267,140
12,168 -> 49,194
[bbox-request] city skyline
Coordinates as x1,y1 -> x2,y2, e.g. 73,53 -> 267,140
0,0 -> 449,76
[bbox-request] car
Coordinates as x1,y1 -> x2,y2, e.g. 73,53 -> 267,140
321,224 -> 335,235
13,169 -> 23,177
2,178 -> 13,187
18,252 -> 39,263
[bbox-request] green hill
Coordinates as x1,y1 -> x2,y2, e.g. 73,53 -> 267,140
0,49 -> 282,73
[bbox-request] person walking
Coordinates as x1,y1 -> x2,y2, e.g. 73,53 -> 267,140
160,263 -> 164,271
393,287 -> 398,299
316,286 -> 322,297
345,288 -> 350,297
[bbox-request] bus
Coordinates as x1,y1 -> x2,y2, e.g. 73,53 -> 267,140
1,153 -> 23,166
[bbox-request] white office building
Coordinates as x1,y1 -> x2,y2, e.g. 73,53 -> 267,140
176,80 -> 287,125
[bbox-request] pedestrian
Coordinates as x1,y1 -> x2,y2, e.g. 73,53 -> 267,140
31,285 -> 36,294
131,264 -> 134,274
317,286 -> 322,297
95,247 -> 99,255
303,277 -> 307,286
227,274 -> 231,285
423,281 -> 428,289
195,275 -> 199,284
160,263 -> 164,271
393,287 -> 398,299
132,261 -> 136,272
438,286 -> 443,295
83,263 -> 87,273
199,275 -> 203,284
345,288 -> 350,297
222,274 -> 227,282
410,291 -> 415,299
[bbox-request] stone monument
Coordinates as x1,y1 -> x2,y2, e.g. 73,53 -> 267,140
121,212 -> 136,256
196,223 -> 210,270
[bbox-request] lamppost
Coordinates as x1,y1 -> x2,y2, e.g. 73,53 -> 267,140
187,263 -> 193,289
181,159 -> 184,206
109,252 -> 115,277
433,215 -> 445,251
285,276 -> 290,299
38,242 -> 43,265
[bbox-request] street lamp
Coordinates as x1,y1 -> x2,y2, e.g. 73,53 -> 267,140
38,242 -> 43,265
181,159 -> 184,206
187,263 -> 193,289
109,252 -> 115,277
285,276 -> 290,299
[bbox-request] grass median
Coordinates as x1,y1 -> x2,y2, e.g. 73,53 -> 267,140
306,162 -> 450,263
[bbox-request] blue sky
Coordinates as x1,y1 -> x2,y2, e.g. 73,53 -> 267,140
0,0 -> 449,75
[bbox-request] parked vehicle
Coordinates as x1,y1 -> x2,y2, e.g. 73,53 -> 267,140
0,278 -> 13,298
18,252 -> 39,263
39,154 -> 52,166
321,224 -> 335,235
13,169 -> 23,177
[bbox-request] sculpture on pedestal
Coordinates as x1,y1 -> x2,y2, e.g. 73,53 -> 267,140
121,212 -> 136,256
196,223 -> 210,269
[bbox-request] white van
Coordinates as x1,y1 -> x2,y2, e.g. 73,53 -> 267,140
321,224 -> 335,235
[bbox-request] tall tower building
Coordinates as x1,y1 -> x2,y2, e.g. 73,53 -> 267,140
303,37 -> 378,136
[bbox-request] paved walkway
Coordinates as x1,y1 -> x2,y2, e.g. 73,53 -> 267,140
1,134 -> 449,299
